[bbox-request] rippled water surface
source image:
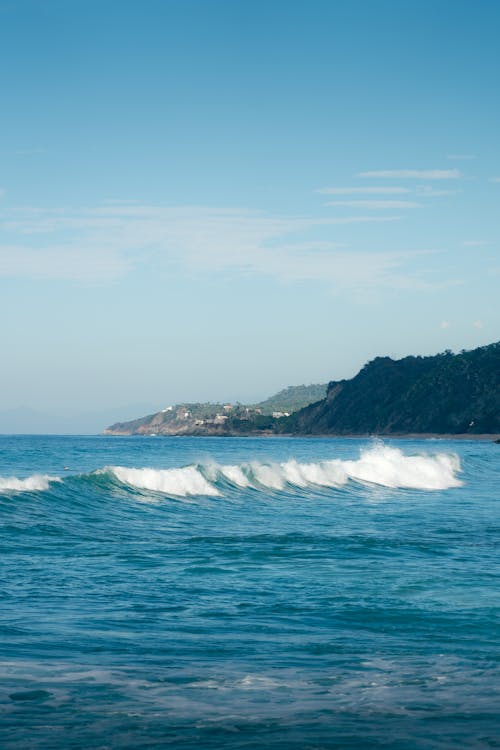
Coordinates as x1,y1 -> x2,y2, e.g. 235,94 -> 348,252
0,435 -> 499,749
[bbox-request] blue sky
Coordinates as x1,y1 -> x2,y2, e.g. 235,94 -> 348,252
1,0 -> 499,430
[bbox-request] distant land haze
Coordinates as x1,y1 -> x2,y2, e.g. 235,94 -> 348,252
105,342 -> 500,437
0,403 -> 161,436
104,384 -> 327,437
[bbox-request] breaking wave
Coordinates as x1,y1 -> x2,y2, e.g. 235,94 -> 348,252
0,446 -> 462,498
0,474 -> 61,493
107,445 -> 462,497
110,465 -> 220,497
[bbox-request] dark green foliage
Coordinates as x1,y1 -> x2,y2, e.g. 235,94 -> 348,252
281,342 -> 500,435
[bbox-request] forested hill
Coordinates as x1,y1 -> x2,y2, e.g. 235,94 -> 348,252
281,342 -> 500,435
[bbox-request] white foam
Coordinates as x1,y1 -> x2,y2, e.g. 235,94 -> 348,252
340,445 -> 462,490
248,446 -> 461,492
219,464 -> 251,488
107,445 -> 461,499
110,465 -> 221,497
0,474 -> 60,493
250,458 -> 348,490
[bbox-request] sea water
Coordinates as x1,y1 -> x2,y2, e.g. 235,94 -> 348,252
0,435 -> 498,749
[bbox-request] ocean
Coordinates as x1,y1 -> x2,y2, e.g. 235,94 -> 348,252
0,435 -> 498,749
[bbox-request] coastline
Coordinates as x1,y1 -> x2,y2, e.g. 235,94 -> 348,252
103,431 -> 500,441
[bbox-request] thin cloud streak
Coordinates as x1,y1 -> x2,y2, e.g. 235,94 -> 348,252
325,200 -> 421,209
316,186 -> 409,195
359,169 -> 461,180
0,203 -> 455,293
415,186 -> 458,197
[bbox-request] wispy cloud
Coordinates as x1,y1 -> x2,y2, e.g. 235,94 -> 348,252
359,169 -> 461,180
316,186 -> 409,195
0,243 -> 129,281
415,185 -> 458,197
488,176 -> 500,183
446,154 -> 476,160
0,188 -> 6,199
325,200 -> 420,210
317,185 -> 456,198
440,320 -> 451,329
462,240 -> 489,247
0,203 -> 456,293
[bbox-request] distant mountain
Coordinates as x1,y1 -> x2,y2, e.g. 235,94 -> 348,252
281,342 -> 500,436
104,384 -> 327,436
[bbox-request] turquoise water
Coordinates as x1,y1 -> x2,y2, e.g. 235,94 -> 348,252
0,435 -> 499,749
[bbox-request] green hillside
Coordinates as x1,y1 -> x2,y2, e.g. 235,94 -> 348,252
281,342 -> 500,435
104,385 -> 326,435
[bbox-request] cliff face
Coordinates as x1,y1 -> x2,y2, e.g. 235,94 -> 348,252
283,342 -> 500,435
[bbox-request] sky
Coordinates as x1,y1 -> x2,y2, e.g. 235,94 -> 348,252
0,0 -> 499,431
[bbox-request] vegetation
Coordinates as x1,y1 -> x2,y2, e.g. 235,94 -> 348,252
280,342 -> 500,435
104,385 -> 326,435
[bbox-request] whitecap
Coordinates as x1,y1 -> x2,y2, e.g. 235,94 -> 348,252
110,465 -> 220,497
340,445 -> 462,490
0,474 -> 61,493
106,444 -> 462,499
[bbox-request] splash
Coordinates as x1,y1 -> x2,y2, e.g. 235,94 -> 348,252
341,445 -> 462,490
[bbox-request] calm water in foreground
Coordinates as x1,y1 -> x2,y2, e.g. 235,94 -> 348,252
0,435 -> 499,749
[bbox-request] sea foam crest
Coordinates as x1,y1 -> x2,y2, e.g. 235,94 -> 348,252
109,445 -> 462,498
110,465 -> 221,496
341,445 -> 462,490
0,474 -> 61,493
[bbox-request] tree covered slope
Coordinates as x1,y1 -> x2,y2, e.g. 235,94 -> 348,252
282,342 -> 500,435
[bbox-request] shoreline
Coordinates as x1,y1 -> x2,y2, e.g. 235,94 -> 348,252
103,431 -> 500,441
